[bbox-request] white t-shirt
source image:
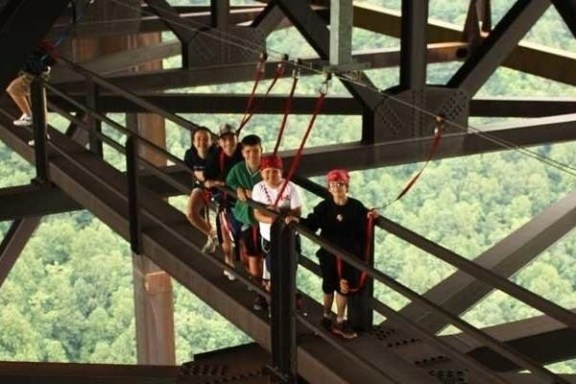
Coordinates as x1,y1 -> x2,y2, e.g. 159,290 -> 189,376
251,180 -> 303,240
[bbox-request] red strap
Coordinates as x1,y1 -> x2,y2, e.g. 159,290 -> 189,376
238,53 -> 267,133
237,60 -> 286,134
336,213 -> 374,293
393,123 -> 442,201
272,68 -> 299,155
273,84 -> 328,207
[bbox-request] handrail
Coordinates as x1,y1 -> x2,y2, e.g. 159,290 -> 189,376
57,57 -> 200,134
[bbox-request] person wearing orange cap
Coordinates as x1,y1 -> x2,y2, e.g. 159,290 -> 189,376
252,155 -> 303,293
286,169 -> 377,339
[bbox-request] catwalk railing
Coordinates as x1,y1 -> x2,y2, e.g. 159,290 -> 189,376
27,57 -> 576,384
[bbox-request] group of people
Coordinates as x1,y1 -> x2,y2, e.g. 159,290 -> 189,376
184,124 -> 377,340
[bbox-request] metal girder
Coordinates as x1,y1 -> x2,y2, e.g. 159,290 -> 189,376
250,1 -> 285,33
400,0 -> 428,89
143,0 -> 197,42
0,0 -> 70,93
49,8 -> 263,38
354,3 -> 576,87
471,97 -> 576,117
282,113 -> 576,176
448,0 -> 550,95
0,219 -> 40,290
396,189 -> 576,334
273,0 -> 381,110
51,93 -> 361,115
0,185 -> 81,221
552,0 -> 576,39
52,42 -> 467,92
444,310 -> 576,371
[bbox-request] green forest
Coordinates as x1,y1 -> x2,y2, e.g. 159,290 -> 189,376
1,0 -> 576,373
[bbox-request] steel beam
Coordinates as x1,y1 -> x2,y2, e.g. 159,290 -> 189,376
400,0 -> 428,89
0,219 -> 40,290
50,94 -> 576,117
444,310 -> 576,371
0,185 -> 81,221
52,42 -> 467,92
552,0 -> 576,40
448,0 -> 550,95
354,3 -> 576,87
397,189 -> 576,334
281,113 -> 576,176
273,0 -> 381,110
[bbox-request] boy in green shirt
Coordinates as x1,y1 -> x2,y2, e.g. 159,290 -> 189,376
225,134 -> 265,310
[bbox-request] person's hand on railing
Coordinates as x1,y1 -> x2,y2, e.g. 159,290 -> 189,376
237,187 -> 250,201
284,215 -> 300,225
367,209 -> 379,219
204,180 -> 224,189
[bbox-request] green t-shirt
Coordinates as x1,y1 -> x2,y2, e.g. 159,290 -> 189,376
225,161 -> 262,226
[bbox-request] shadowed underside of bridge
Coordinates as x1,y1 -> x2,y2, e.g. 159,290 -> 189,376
2,0 -> 576,383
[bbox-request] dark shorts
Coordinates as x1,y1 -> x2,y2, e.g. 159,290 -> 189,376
240,225 -> 261,257
216,208 -> 240,244
318,251 -> 360,296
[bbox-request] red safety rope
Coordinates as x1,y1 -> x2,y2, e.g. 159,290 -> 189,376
238,52 -> 267,133
336,213 -> 375,293
272,74 -> 331,207
272,65 -> 300,155
237,55 -> 288,134
376,116 -> 444,210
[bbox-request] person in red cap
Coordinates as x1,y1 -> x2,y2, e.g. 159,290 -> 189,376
286,169 -> 377,339
252,155 -> 303,293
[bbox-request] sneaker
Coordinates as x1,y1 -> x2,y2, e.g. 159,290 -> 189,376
223,270 -> 236,281
332,321 -> 357,339
320,316 -> 332,330
28,134 -> 51,146
253,294 -> 267,311
201,237 -> 217,253
14,115 -> 32,127
296,294 -> 307,316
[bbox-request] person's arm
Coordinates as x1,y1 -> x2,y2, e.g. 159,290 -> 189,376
226,164 -> 249,201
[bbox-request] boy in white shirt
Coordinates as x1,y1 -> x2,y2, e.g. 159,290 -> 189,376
252,155 -> 303,289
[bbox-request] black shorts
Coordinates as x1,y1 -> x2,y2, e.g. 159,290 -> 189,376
318,251 -> 360,296
240,225 -> 261,257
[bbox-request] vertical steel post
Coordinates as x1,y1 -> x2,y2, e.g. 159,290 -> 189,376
270,218 -> 297,381
86,77 -> 103,157
329,0 -> 353,66
126,136 -> 141,254
30,76 -> 49,184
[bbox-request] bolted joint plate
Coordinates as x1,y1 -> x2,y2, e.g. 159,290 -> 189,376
372,86 -> 470,141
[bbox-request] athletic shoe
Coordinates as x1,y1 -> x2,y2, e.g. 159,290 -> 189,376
320,316 -> 332,330
14,115 -> 32,127
201,237 -> 217,253
223,270 -> 236,281
253,295 -> 267,311
28,134 -> 51,146
332,321 -> 357,339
